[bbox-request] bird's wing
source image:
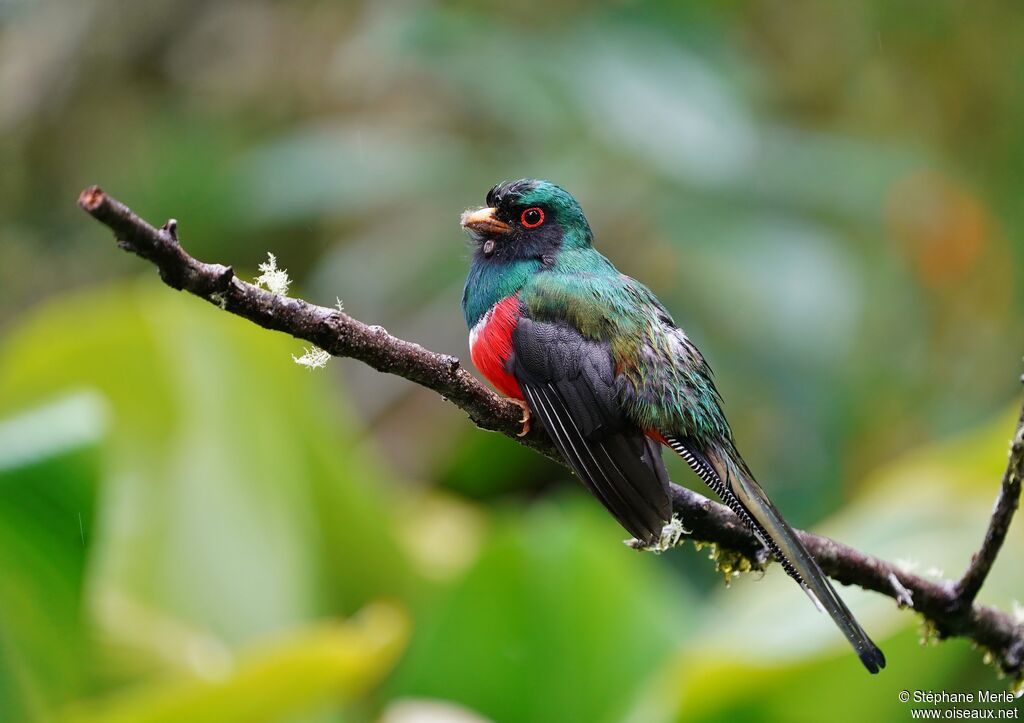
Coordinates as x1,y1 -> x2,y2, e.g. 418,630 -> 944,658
520,270 -> 733,441
510,314 -> 672,544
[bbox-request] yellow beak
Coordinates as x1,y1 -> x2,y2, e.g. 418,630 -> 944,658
460,207 -> 510,235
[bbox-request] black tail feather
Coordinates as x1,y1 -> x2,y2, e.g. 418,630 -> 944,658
666,435 -> 886,674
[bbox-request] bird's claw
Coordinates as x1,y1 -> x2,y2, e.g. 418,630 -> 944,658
510,399 -> 531,437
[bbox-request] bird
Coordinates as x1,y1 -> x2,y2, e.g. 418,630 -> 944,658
459,179 -> 886,674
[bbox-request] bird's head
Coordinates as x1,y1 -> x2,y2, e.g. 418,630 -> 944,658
460,179 -> 593,265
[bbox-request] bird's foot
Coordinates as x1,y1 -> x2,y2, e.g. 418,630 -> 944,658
627,515 -> 691,554
510,398 -> 531,437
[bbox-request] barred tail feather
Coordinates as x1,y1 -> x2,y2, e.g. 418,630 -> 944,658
666,435 -> 886,674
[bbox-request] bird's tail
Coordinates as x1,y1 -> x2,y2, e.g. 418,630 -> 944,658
666,436 -> 886,674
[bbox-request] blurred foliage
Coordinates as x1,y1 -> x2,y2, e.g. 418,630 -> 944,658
1,0 -> 1023,721
62,603 -> 408,723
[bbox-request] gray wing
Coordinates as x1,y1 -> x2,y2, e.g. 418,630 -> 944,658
510,315 -> 671,544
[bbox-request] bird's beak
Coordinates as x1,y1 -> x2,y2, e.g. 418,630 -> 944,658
460,207 -> 510,236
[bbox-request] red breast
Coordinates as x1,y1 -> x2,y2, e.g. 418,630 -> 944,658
469,295 -> 523,399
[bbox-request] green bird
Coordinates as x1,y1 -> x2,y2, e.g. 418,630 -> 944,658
460,179 -> 886,674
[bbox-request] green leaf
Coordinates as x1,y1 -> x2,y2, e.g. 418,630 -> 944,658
388,493 -> 695,723
0,282 -> 417,692
62,603 -> 408,723
0,392 -> 106,721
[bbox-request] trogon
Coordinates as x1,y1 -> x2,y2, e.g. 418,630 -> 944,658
460,179 -> 885,674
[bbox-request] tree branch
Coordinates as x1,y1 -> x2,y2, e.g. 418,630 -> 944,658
78,186 -> 1024,680
954,401 -> 1024,609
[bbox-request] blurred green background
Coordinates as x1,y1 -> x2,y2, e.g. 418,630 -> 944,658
1,1 -> 1023,721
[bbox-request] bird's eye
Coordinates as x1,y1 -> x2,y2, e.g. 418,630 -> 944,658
520,207 -> 544,228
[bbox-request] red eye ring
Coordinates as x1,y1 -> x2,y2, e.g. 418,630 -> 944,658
520,207 -> 544,228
